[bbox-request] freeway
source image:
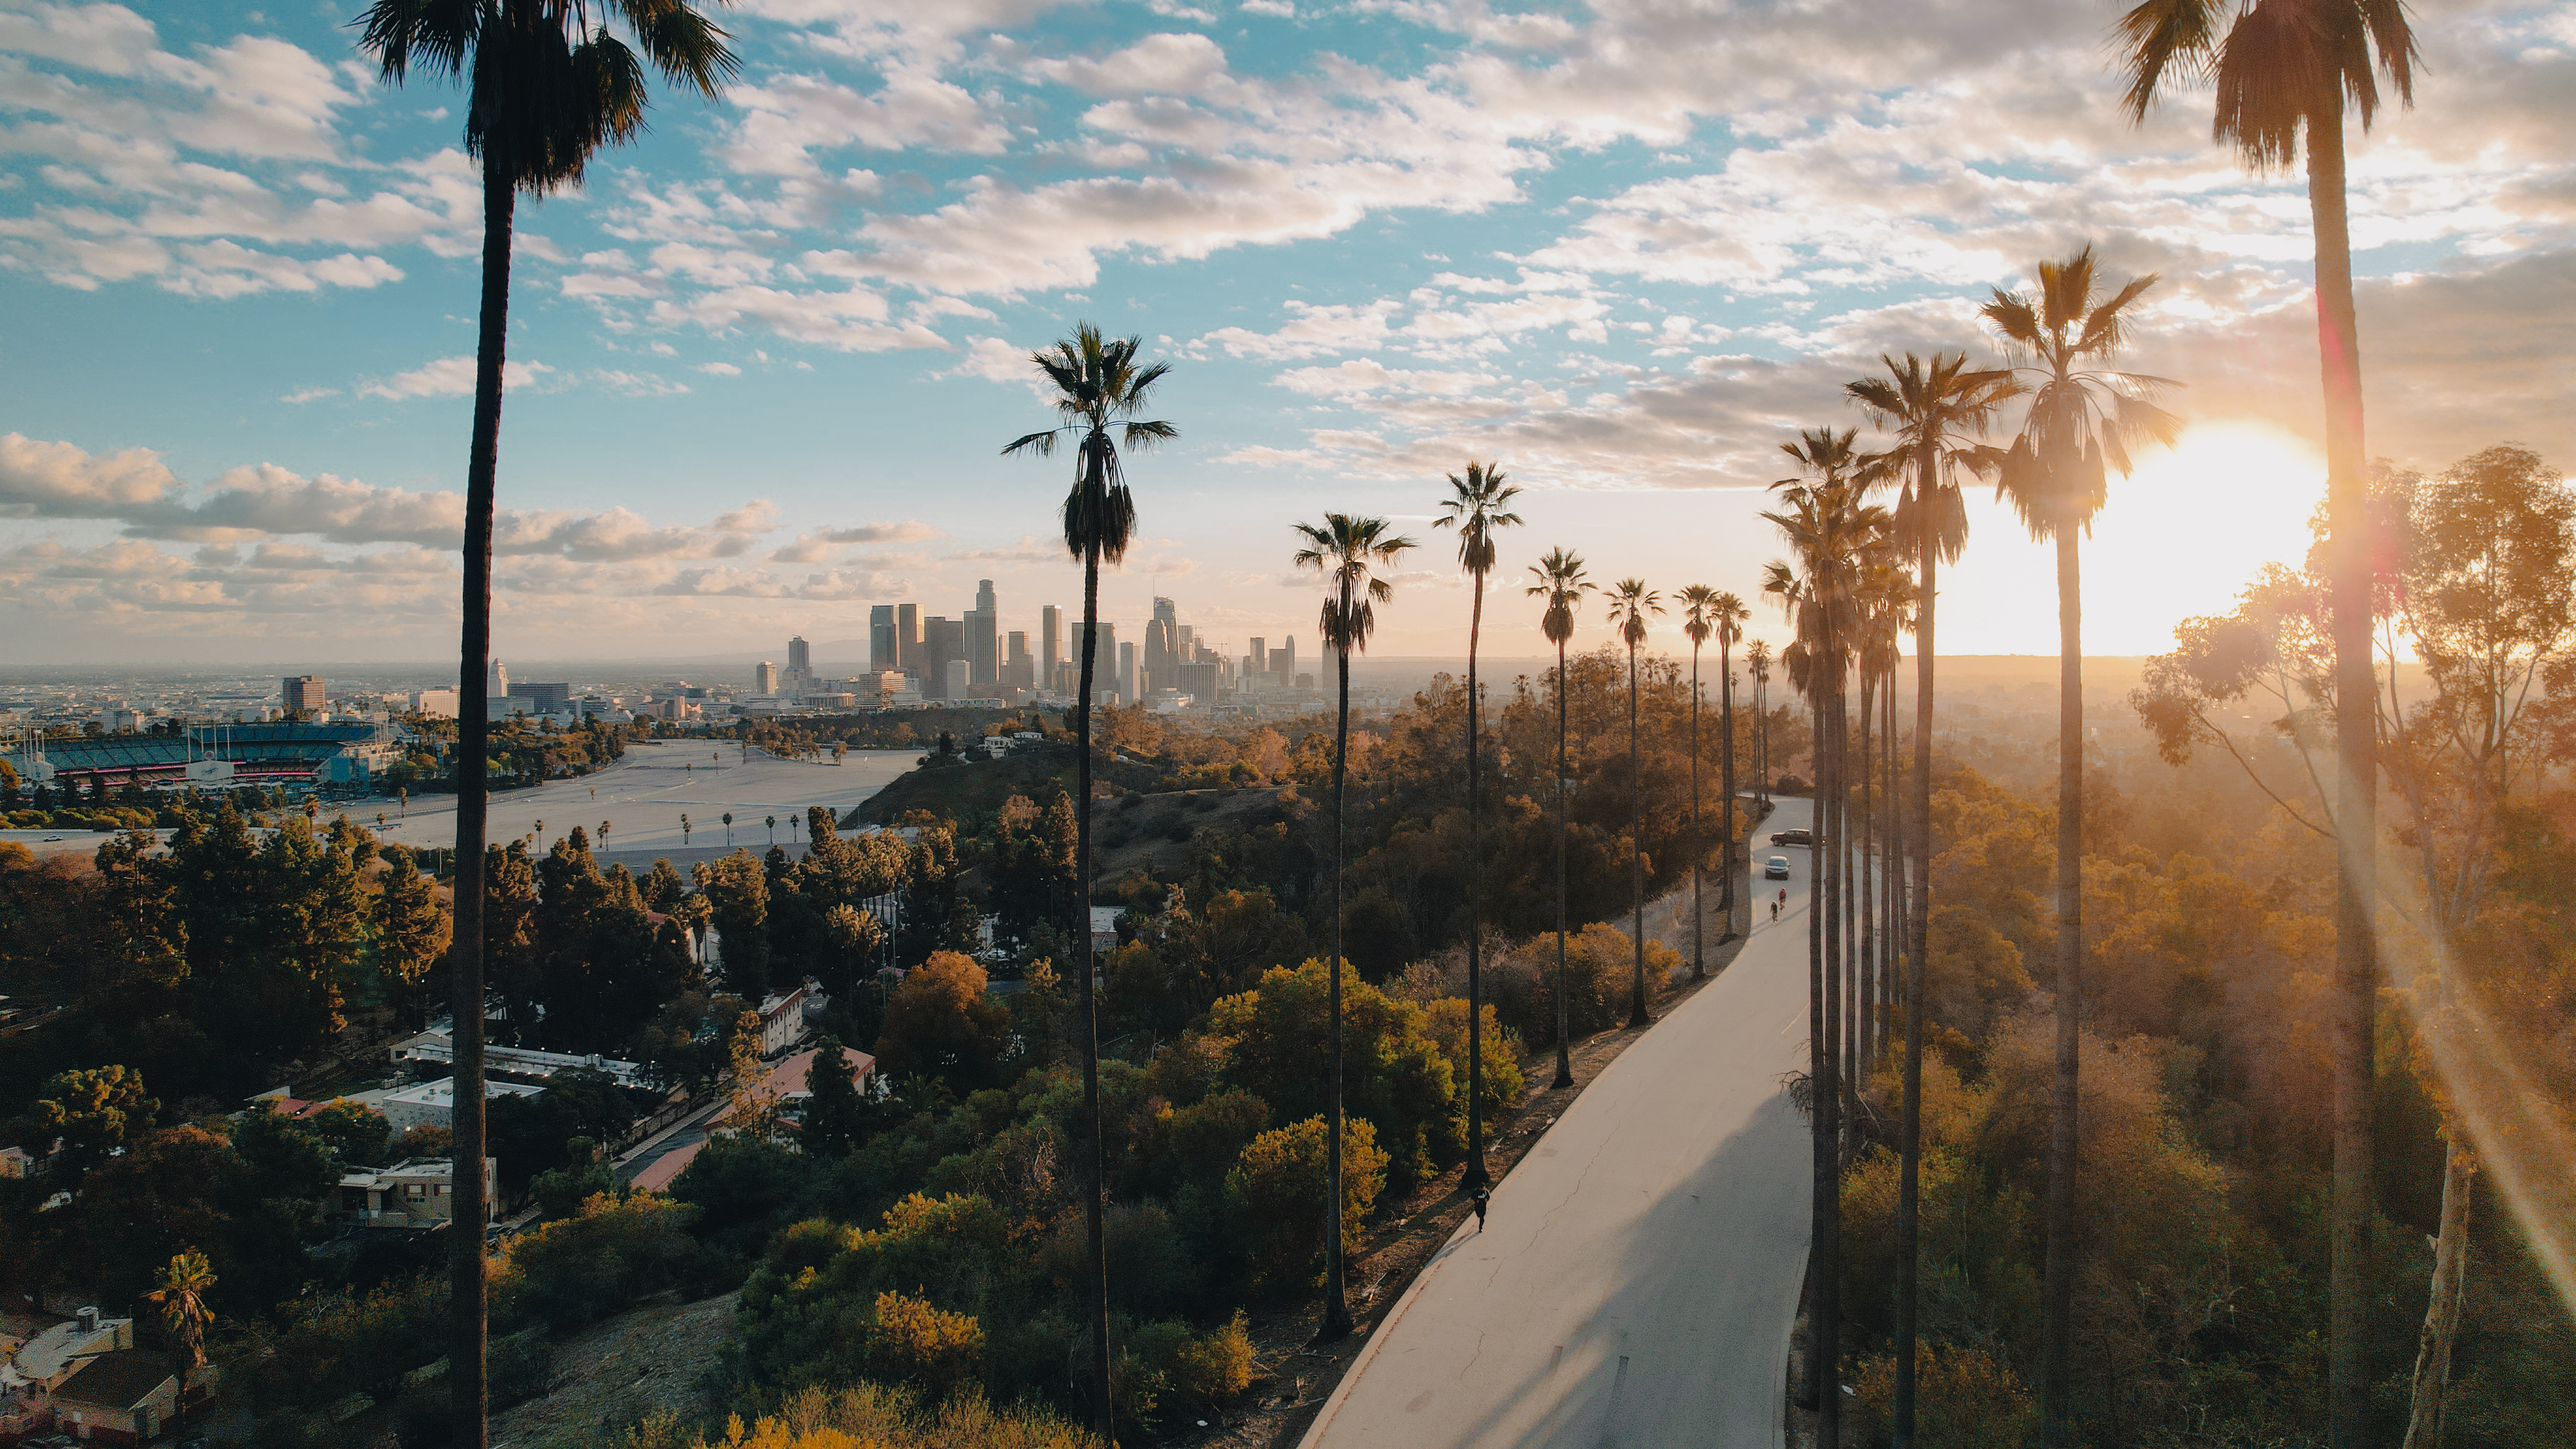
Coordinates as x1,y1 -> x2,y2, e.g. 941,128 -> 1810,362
1300,795 -> 1818,1449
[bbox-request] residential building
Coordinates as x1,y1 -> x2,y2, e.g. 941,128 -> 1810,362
869,605 -> 897,675
280,675 -> 324,714
48,1347 -> 200,1444
338,1157 -> 499,1229
377,1076 -> 546,1135
756,984 -> 810,1057
9,1309 -> 131,1393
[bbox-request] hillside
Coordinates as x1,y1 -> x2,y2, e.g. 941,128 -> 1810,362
1093,785 -> 1288,877
843,742 -> 1163,826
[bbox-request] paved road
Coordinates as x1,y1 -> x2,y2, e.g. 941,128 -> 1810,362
1301,796 -> 1817,1449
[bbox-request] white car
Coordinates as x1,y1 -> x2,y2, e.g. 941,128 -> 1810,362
1764,855 -> 1791,879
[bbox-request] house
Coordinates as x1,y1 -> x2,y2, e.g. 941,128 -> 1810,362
377,1077 -> 546,1135
0,1145 -> 31,1179
1089,906 -> 1121,955
8,1308 -> 131,1393
46,1347 -> 203,1445
766,1044 -> 876,1107
754,984 -> 809,1058
337,1157 -> 499,1229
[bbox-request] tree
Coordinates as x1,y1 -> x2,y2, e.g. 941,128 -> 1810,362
694,850 -> 773,998
145,1247 -> 215,1432
1845,351 -> 2013,1445
1746,639 -> 1773,806
802,1032 -> 868,1158
2112,10 -> 2417,1437
1604,580 -> 1665,1027
873,951 -> 1011,1089
1433,459 -> 1521,1191
1526,547 -> 1594,1091
1004,321 -> 1175,1441
1292,511 -> 1417,1342
32,1064 -> 158,1194
1711,592 -> 1750,938
375,845 -> 451,1030
1984,244 -> 2182,1441
358,7 -> 733,1417
1679,586 -> 1722,979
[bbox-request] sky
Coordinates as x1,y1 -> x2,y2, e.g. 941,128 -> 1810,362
1,0 -> 2571,670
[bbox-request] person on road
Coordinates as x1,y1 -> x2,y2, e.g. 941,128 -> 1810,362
1471,1186 -> 1490,1232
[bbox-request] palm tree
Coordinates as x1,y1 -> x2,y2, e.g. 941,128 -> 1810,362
722,812 -> 733,846
1434,461 -> 1522,1192
2114,14 -> 2415,1437
1764,427 -> 1892,1449
1710,593 -> 1750,939
1005,321 -> 1176,1432
1846,352 -> 2013,1447
1746,639 -> 1773,807
1526,548 -> 1594,1092
354,8 -> 735,1436
1985,246 -> 2182,1442
146,1247 -> 215,1433
1605,580 -> 1665,1027
765,814 -> 777,846
680,813 -> 691,846
1679,586 -> 1723,979
1294,513 -> 1417,1342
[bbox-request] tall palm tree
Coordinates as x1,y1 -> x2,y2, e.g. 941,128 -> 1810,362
1005,322 -> 1177,1432
1710,593 -> 1750,939
2114,14 -> 2415,1438
1746,639 -> 1773,808
146,1247 -> 215,1433
356,8 -> 736,1442
1845,352 -> 2014,1447
1605,580 -> 1665,1027
1434,461 -> 1522,1192
1763,427 -> 1891,1449
1293,512 -> 1416,1342
1679,585 -> 1723,979
1986,246 -> 2183,1442
1526,548 -> 1594,1092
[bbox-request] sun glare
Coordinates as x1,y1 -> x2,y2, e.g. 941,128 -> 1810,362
1941,420 -> 2326,656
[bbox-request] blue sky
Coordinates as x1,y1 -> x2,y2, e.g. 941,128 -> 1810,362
3,0 -> 2572,666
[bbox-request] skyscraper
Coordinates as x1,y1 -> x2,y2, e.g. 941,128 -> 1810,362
924,616 -> 966,700
967,579 -> 998,686
1005,631 -> 1031,688
1270,639 -> 1295,681
897,603 -> 922,673
788,633 -> 810,677
1040,604 -> 1062,685
490,658 -> 509,698
1118,640 -> 1139,703
1247,636 -> 1266,688
1072,621 -> 1116,698
281,675 -> 325,714
755,661 -> 780,695
869,605 -> 897,675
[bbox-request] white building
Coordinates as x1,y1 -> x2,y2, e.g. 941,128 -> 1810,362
338,1157 -> 499,1229
378,1077 -> 546,1134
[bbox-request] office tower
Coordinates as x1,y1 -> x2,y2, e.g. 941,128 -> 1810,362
1040,604 -> 1062,684
1246,637 -> 1266,690
1071,621 -> 1116,694
281,675 -> 325,714
1270,639 -> 1295,680
1175,623 -> 1194,663
923,616 -> 966,699
869,605 -> 897,675
523,683 -> 572,713
1118,641 -> 1139,702
1175,661 -> 1218,701
788,634 -> 811,677
755,661 -> 780,695
944,659 -> 971,700
490,658 -> 509,697
1005,631 -> 1031,688
897,603 -> 922,672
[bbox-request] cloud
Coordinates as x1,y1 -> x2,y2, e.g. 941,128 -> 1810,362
358,356 -> 555,401
1037,33 -> 1230,98
0,432 -> 183,518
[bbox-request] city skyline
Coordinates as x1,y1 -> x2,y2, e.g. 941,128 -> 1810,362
2,5 -> 2569,666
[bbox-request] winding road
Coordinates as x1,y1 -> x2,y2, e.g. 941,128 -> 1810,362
1299,795 -> 1817,1449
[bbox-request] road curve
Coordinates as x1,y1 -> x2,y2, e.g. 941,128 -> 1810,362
1299,795 -> 1817,1449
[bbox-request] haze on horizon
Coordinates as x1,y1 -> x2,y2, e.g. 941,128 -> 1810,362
2,1 -> 2569,667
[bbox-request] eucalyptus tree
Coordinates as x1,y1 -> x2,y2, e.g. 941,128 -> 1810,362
1986,245 -> 2182,1442
1846,352 -> 2013,1446
1435,461 -> 1522,1190
1605,580 -> 1666,1027
355,5 -> 737,1441
1293,512 -> 1417,1341
1710,593 -> 1750,935
2114,12 -> 2417,1436
1526,548 -> 1594,1091
1679,585 -> 1723,979
1005,322 -> 1178,1431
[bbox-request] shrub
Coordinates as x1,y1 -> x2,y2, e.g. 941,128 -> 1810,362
1173,1310 -> 1256,1403
866,1289 -> 986,1399
497,1192 -> 702,1332
1847,1340 -> 2037,1448
619,1382 -> 1098,1449
1224,1116 -> 1388,1293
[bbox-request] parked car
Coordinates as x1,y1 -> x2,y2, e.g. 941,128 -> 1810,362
1765,855 -> 1792,879
1770,828 -> 1812,847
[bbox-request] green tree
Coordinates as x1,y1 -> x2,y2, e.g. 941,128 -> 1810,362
1678,585 -> 1723,981
1845,352 -> 2013,1442
1709,592 -> 1750,936
1525,547 -> 1594,1091
874,951 -> 1012,1092
144,1247 -> 216,1431
2112,9 -> 2419,1438
1433,460 -> 1521,1191
1604,580 -> 1665,1027
1291,511 -> 1416,1341
803,1033 -> 868,1158
374,846 -> 451,1030
1225,1116 -> 1389,1294
695,850 -> 773,998
32,1064 -> 157,1193
1003,316 -> 1178,1446
1983,244 -> 2181,1436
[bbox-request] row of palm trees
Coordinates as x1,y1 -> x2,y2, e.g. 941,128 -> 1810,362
383,0 -> 2415,1443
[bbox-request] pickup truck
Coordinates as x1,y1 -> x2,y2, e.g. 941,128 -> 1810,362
1769,828 -> 1813,847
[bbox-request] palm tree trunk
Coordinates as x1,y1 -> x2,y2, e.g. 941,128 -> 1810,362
1552,639 -> 1574,1090
2311,104 -> 2378,1449
449,146 -> 513,1449
1884,663 -> 1900,1056
1894,523 -> 1939,1449
1858,665 -> 1875,1081
1720,639 -> 1737,941
1819,661 -> 1845,1449
2403,1140 -> 2476,1449
1843,669 -> 1858,1112
2042,524 -> 2084,1444
1321,626 -> 1355,1341
1627,641 -> 1650,1027
1465,574 -> 1489,1190
1690,644 -> 1705,982
1073,538 -> 1114,1435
